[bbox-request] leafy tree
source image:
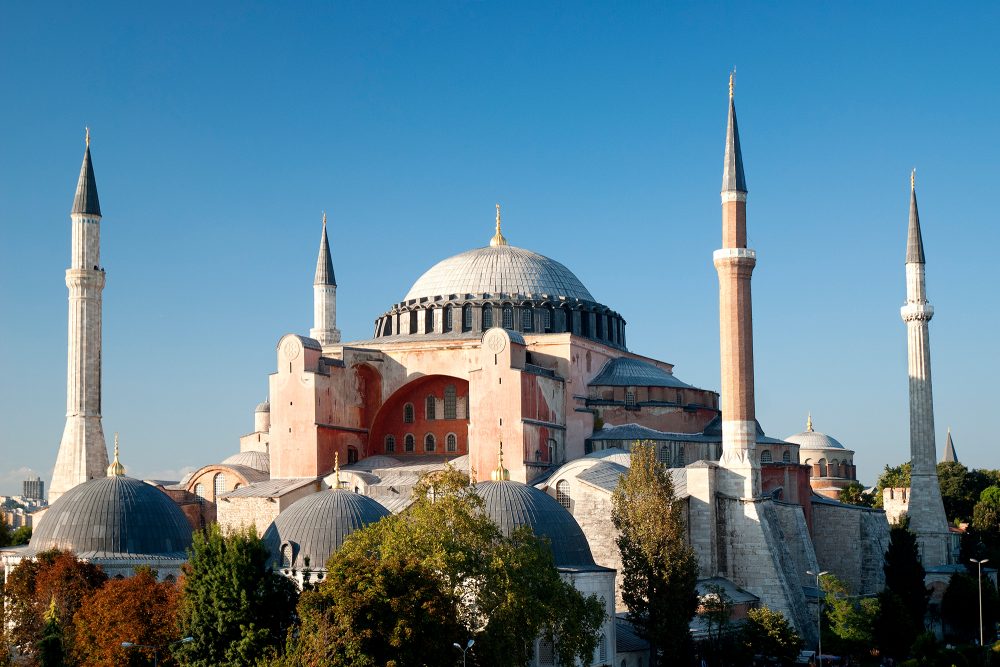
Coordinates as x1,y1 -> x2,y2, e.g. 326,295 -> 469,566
838,481 -> 875,508
699,584 -> 737,667
820,574 -> 878,658
37,598 -> 64,667
741,606 -> 802,665
10,526 -> 31,546
941,572 -> 1000,643
873,462 -> 911,508
937,462 -> 993,524
176,524 -> 298,667
281,466 -> 604,667
973,486 -> 1000,532
3,549 -> 107,661
0,520 -> 10,548
73,567 -> 181,666
612,443 -> 698,666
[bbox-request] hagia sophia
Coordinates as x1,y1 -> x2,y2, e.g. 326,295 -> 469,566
1,78 -> 957,665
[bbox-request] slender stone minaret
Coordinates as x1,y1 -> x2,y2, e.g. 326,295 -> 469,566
714,72 -> 760,498
900,171 -> 950,565
50,130 -> 109,503
309,212 -> 341,346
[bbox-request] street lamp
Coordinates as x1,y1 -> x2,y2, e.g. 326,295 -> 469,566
122,636 -> 193,666
806,570 -> 829,667
971,558 -> 990,647
453,638 -> 475,666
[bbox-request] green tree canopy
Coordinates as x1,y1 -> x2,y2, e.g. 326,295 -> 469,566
874,525 -> 929,658
820,574 -> 878,659
941,571 -> 999,644
838,481 -> 875,508
742,606 -> 802,665
282,466 -> 604,667
873,462 -> 911,508
176,524 -> 298,667
612,443 -> 698,666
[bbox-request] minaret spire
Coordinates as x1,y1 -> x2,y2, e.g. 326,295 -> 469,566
714,72 -> 759,497
900,172 -> 950,566
51,132 -> 109,502
310,211 -> 341,346
942,428 -> 958,463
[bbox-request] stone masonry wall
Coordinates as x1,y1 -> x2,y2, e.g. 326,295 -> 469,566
812,502 -> 889,595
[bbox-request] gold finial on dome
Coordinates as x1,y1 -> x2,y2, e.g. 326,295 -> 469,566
85,126 -> 90,148
491,441 -> 510,481
490,203 -> 508,247
107,433 -> 126,477
806,413 -> 814,432
333,451 -> 341,488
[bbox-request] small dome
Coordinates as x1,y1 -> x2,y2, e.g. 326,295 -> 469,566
404,245 -> 595,303
222,450 -> 270,474
262,490 -> 390,570
30,476 -> 192,558
477,480 -> 595,567
784,430 -> 845,450
255,401 -> 271,413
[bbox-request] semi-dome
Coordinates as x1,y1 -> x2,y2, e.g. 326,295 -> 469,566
263,490 -> 390,570
30,476 -> 192,558
222,450 -> 270,474
404,244 -> 596,303
784,416 -> 845,450
477,480 -> 595,567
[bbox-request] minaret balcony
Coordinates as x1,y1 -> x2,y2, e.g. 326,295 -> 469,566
901,303 -> 934,322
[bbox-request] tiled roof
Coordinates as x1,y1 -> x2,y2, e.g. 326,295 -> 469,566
697,576 -> 760,605
615,616 -> 650,653
576,461 -> 629,493
589,357 -> 693,389
219,477 -> 317,499
403,245 -> 595,302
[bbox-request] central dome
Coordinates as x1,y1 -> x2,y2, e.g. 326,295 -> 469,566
404,245 -> 595,303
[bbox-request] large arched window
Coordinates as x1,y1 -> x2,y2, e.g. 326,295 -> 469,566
194,483 -> 206,499
409,310 -> 418,334
404,434 -> 415,452
556,480 -> 571,510
214,473 -> 226,499
446,433 -> 457,452
659,446 -> 671,466
760,450 -> 772,464
385,434 -> 396,453
502,306 -> 514,329
425,309 -> 434,333
425,395 -> 436,420
403,403 -> 414,423
543,307 -> 552,331
782,450 -> 791,463
443,305 -> 453,332
281,543 -> 292,568
463,305 -> 473,331
482,304 -> 493,328
522,308 -> 533,331
818,458 -> 828,476
424,433 -> 436,452
444,385 -> 457,419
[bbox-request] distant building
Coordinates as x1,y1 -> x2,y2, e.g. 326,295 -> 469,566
22,476 -> 44,501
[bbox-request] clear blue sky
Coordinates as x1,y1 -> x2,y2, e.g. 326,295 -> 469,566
1,2 -> 997,494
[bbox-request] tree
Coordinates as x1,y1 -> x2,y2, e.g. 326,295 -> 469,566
973,486 -> 1000,532
3,549 -> 107,661
176,524 -> 298,667
37,598 -> 64,667
282,466 -> 605,667
874,525 -> 929,658
873,462 -> 911,508
820,574 -> 878,658
941,572 -> 1000,643
699,584 -> 738,667
838,481 -> 875,508
741,606 -> 802,665
10,526 -> 31,546
937,462 -> 993,524
73,567 -> 181,666
612,443 -> 699,666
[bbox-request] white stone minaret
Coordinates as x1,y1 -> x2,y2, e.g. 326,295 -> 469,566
900,171 -> 950,566
50,130 -> 109,503
309,212 -> 341,346
714,73 -> 760,498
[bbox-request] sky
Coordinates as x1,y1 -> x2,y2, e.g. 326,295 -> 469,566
1,2 -> 997,495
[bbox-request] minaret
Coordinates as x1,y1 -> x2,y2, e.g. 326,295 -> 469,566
900,171 -> 950,565
942,428 -> 958,464
50,130 -> 109,503
309,212 -> 341,346
713,72 -> 759,498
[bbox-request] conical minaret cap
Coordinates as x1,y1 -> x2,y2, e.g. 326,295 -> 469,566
942,428 -> 958,463
72,128 -> 102,216
906,170 -> 925,264
314,212 -> 337,286
721,72 -> 747,194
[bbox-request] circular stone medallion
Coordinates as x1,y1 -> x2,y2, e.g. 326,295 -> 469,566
484,329 -> 507,354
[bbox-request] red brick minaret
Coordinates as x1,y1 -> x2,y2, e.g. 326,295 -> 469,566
714,73 -> 760,498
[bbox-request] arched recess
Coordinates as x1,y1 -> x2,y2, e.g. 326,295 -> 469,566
353,363 -> 383,430
369,374 -> 470,457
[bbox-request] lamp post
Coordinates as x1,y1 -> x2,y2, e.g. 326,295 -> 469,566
806,570 -> 829,667
971,558 -> 990,647
122,636 -> 193,666
453,638 -> 474,667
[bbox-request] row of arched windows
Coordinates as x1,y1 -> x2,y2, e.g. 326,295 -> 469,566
404,385 -> 461,423
385,433 -> 458,453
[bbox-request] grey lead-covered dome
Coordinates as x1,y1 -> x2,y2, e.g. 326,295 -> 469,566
30,476 -> 192,558
404,245 -> 595,302
784,430 -> 846,450
263,490 -> 390,570
222,450 -> 270,474
477,480 -> 595,567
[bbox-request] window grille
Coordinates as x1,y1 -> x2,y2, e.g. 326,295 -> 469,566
446,433 -> 457,452
463,305 -> 473,331
538,640 -> 555,665
443,306 -> 453,332
502,306 -> 514,329
444,385 -> 457,419
659,446 -> 671,466
782,450 -> 791,463
403,403 -> 414,423
405,434 -> 415,452
385,435 -> 396,453
625,390 -> 636,407
556,480 -> 571,509
214,473 -> 226,498
760,450 -> 772,463
424,433 -> 436,452
522,308 -> 533,331
195,483 -> 205,498
543,308 -> 552,330
677,446 -> 685,465
482,304 -> 493,328
426,395 -> 436,420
